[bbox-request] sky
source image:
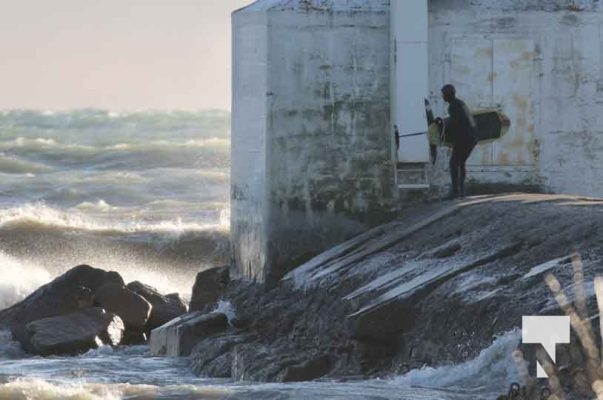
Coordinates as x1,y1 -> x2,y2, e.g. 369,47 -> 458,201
0,0 -> 254,111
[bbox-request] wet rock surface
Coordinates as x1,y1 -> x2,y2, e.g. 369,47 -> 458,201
0,265 -> 123,344
0,265 -> 183,355
189,266 -> 230,312
94,283 -> 151,331
149,311 -> 229,356
126,281 -> 187,332
189,332 -> 255,378
23,307 -> 124,356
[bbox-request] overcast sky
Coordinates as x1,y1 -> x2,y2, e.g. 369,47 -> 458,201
0,0 -> 253,110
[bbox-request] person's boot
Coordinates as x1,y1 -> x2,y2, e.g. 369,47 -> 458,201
459,184 -> 466,198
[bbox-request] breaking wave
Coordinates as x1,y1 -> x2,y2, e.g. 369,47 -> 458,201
0,154 -> 52,174
0,379 -> 232,400
0,202 -> 229,236
392,329 -> 522,393
0,252 -> 51,310
0,204 -> 230,308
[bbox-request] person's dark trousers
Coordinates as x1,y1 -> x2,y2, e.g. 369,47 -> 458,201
449,141 -> 476,196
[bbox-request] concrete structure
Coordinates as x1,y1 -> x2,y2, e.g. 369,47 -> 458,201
232,0 -> 603,282
231,0 -> 395,282
428,0 -> 603,196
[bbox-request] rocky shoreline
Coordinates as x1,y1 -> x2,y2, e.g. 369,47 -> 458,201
0,265 -> 187,355
1,194 -> 602,398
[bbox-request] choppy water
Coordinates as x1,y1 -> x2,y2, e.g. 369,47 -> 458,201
0,109 -> 230,305
0,329 -> 520,399
0,110 -> 519,399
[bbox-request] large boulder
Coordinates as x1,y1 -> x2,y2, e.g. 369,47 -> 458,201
126,281 -> 187,331
149,311 -> 228,356
189,266 -> 230,312
94,283 -> 151,331
23,307 -> 124,356
93,283 -> 152,344
0,265 -> 124,342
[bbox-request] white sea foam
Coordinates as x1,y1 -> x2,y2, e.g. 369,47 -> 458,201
0,137 -> 92,151
0,252 -> 51,309
0,202 -> 229,235
392,329 -> 523,390
0,136 -> 230,156
213,300 -> 236,325
0,154 -> 52,174
0,379 -> 234,400
0,379 -> 120,400
0,109 -> 230,311
0,329 -> 26,359
74,200 -> 115,212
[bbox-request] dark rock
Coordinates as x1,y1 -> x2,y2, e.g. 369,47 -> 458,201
431,241 -> 462,258
189,266 -> 230,312
149,312 -> 228,356
203,353 -> 233,378
180,195 -> 602,386
348,300 -> 412,343
280,354 -> 332,382
189,332 -> 255,377
231,343 -> 284,382
200,281 -> 360,381
121,329 -> 147,346
94,283 -> 151,331
0,265 -> 124,343
23,308 -> 124,356
126,281 -> 187,331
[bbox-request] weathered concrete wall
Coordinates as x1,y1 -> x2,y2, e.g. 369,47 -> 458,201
232,0 -> 603,283
231,10 -> 269,281
232,0 -> 396,283
428,0 -> 603,197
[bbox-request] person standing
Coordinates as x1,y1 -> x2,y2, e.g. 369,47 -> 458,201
441,84 -> 477,198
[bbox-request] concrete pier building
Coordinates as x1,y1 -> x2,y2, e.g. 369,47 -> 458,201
231,0 -> 603,282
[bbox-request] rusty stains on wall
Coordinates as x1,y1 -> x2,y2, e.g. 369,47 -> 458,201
429,2 -> 603,196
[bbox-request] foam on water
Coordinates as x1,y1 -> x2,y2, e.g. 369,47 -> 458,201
0,201 -> 231,308
0,252 -> 51,310
392,329 -> 523,391
213,300 -> 237,325
0,379 -> 232,400
0,108 -> 232,309
0,330 -> 522,400
0,329 -> 26,359
0,154 -> 52,174
0,202 -> 229,236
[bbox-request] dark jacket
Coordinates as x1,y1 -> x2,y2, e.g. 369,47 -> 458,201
447,97 -> 476,145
